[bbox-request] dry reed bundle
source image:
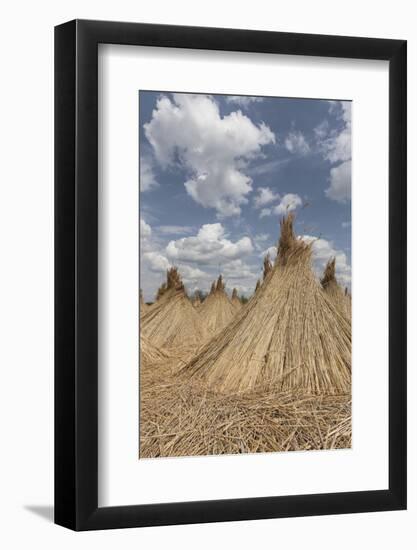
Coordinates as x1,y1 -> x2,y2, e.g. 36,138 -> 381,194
141,267 -> 207,351
231,288 -> 242,310
140,360 -> 351,458
179,214 -> 351,395
199,275 -> 237,336
321,258 -> 351,321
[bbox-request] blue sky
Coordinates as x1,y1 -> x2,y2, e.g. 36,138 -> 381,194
139,92 -> 351,301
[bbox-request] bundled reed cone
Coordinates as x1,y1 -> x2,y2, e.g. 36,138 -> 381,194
231,288 -> 242,310
321,258 -> 351,321
255,279 -> 261,293
141,267 -> 207,351
199,275 -> 237,336
180,213 -> 351,395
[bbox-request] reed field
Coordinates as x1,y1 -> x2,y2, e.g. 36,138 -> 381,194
139,213 -> 352,459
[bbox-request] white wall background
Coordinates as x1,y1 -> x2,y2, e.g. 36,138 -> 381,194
0,1 -> 414,548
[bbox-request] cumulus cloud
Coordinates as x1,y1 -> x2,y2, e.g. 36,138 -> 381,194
253,186 -> 280,208
260,208 -> 272,218
316,101 -> 351,163
225,96 -> 264,108
222,259 -> 258,280
259,193 -> 302,217
140,155 -> 158,192
140,218 -> 152,238
253,233 -> 270,249
166,223 -> 253,265
144,93 -> 275,217
284,131 -> 310,155
180,264 -> 210,282
326,160 -> 351,202
143,251 -> 170,273
315,101 -> 352,202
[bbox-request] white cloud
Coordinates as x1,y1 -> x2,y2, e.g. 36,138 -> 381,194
253,233 -> 270,250
166,222 -> 253,265
140,155 -> 158,192
225,96 -> 264,108
140,218 -> 152,238
314,101 -> 352,203
253,186 -> 280,208
143,251 -> 171,273
314,120 -> 330,140
144,93 -> 275,217
325,160 -> 351,202
222,259 -> 258,280
284,131 -> 310,155
318,101 -> 351,164
180,265 -> 210,282
260,208 -> 272,218
274,193 -> 302,215
157,225 -> 194,235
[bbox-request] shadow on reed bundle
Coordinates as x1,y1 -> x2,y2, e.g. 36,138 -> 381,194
179,214 -> 351,395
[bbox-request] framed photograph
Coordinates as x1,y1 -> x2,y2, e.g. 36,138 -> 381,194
55,19 -> 406,530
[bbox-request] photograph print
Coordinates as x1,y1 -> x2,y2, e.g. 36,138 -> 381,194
139,91 -> 352,459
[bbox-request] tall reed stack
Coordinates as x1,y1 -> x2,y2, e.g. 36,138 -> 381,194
180,214 -> 351,395
231,288 -> 242,311
141,267 -> 207,351
199,275 -> 237,336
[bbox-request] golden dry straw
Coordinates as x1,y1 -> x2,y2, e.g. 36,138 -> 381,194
199,275 -> 237,336
231,288 -> 242,311
320,258 -> 351,321
179,213 -> 351,395
140,335 -> 169,366
141,267 -> 208,352
140,359 -> 351,458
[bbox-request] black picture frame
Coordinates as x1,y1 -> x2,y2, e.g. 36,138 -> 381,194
55,19 -> 407,531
